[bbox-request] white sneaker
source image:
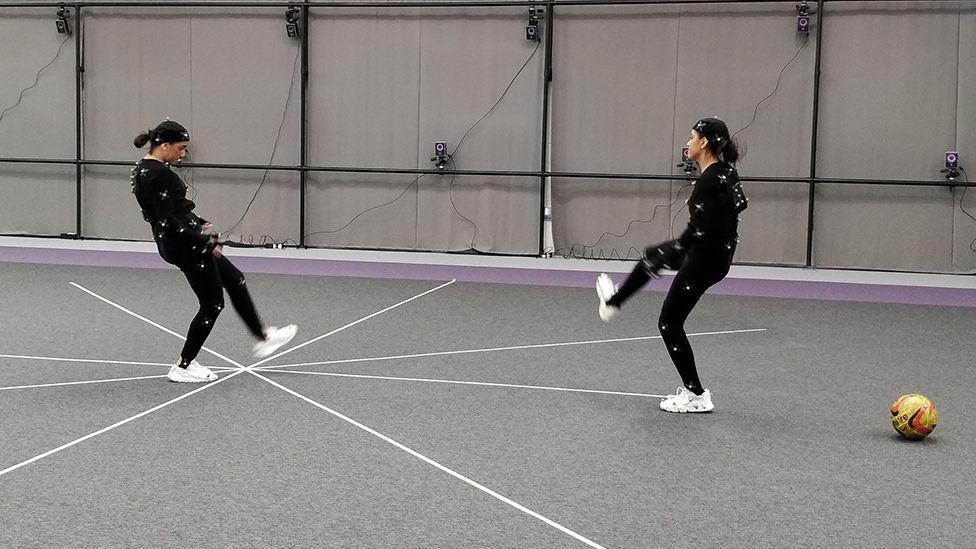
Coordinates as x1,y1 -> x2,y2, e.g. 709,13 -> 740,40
660,387 -> 713,413
252,324 -> 298,358
595,273 -> 619,322
659,386 -> 689,408
167,360 -> 218,383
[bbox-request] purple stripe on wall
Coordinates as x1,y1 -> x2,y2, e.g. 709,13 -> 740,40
3,245 -> 975,307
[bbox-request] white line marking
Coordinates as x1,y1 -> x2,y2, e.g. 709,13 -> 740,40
247,369 -> 607,549
0,369 -> 247,479
0,374 -> 169,391
255,368 -> 666,398
70,282 -> 246,370
0,354 -> 172,368
247,279 -> 457,369
259,328 -> 767,371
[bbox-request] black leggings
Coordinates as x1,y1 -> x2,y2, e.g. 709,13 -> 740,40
157,240 -> 263,364
607,242 -> 732,394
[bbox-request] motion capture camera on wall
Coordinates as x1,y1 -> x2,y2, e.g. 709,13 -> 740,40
284,4 -> 301,39
796,2 -> 811,33
676,147 -> 697,178
55,5 -> 71,35
526,6 -> 543,41
941,151 -> 960,182
431,141 -> 450,171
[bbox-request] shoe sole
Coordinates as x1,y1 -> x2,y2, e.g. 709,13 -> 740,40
253,328 -> 298,359
167,373 -> 217,383
660,405 -> 714,413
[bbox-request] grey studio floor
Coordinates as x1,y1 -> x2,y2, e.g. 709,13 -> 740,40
0,260 -> 973,548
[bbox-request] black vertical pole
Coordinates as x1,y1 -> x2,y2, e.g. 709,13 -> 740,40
75,4 -> 83,238
805,0 -> 824,267
538,1 -> 554,256
299,1 -> 309,247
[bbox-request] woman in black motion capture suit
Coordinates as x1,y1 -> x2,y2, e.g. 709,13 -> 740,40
596,118 -> 748,413
131,120 -> 297,383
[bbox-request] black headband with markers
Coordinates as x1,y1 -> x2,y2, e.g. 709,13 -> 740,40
692,118 -> 730,147
148,121 -> 190,145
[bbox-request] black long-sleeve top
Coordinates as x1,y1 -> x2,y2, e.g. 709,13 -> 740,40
131,159 -> 215,252
678,162 -> 740,249
647,162 -> 742,269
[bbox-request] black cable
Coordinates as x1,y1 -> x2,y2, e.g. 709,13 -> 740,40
551,182 -> 693,260
179,165 -> 197,200
304,40 -> 541,246
670,184 -> 691,238
219,45 -> 301,236
732,33 -> 809,139
956,167 -> 976,253
443,40 -> 542,253
552,33 -> 805,260
302,174 -> 427,240
447,156 -> 479,250
0,35 -> 72,133
450,40 -> 541,158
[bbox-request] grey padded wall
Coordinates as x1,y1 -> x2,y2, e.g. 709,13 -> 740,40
306,8 -> 542,253
952,8 -> 976,272
305,10 -> 422,249
416,10 -> 542,253
674,3 -> 814,266
82,8 -> 301,244
0,11 -> 77,235
815,1 -> 962,271
551,6 -> 681,259
2,2 -> 976,271
551,3 -> 814,265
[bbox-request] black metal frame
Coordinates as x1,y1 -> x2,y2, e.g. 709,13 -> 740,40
1,0 -> 974,264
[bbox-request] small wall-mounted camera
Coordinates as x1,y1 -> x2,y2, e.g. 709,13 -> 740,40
56,6 -> 71,35
431,141 -> 449,171
796,2 -> 811,33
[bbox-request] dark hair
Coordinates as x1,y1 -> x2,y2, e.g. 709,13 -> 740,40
693,117 -> 744,165
713,136 -> 743,164
133,129 -> 154,149
134,121 -> 190,149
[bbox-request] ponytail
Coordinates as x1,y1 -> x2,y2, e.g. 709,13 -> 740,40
719,137 -> 743,164
133,129 -> 153,148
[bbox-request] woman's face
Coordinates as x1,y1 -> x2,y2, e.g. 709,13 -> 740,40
157,141 -> 189,164
686,130 -> 707,162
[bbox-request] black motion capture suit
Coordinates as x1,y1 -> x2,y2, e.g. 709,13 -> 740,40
131,121 -> 263,366
607,119 -> 748,395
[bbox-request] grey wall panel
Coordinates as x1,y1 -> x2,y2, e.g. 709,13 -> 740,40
952,8 -> 976,273
416,175 -> 540,253
551,6 -> 680,175
813,184 -> 954,271
416,9 -> 542,253
187,12 -> 302,166
417,9 -> 543,172
83,165 -> 300,244
818,2 -> 960,181
85,10 -> 299,164
673,2 -> 813,178
307,10 -> 421,169
83,10 -> 192,161
551,178 -> 676,260
735,181 -> 808,265
0,12 -> 75,159
191,169 -> 300,245
304,172 -> 419,250
82,164 -> 153,240
0,165 -> 76,236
